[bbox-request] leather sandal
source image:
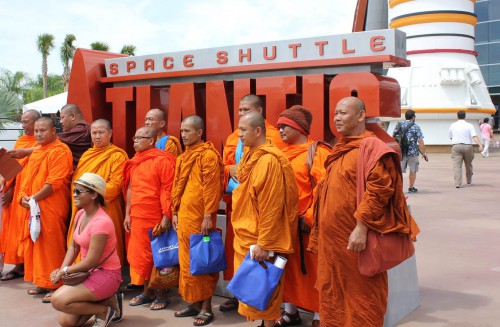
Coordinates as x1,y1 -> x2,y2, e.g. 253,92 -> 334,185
274,310 -> 302,326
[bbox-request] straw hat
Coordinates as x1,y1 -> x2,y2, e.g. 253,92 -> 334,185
73,172 -> 106,196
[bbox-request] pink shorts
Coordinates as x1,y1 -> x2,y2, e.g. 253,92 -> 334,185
82,268 -> 122,300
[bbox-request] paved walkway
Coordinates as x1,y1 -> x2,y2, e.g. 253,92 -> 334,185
0,150 -> 499,327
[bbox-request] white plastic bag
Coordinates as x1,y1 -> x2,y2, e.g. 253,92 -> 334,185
29,197 -> 41,243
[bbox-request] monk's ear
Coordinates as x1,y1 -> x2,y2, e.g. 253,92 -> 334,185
358,110 -> 366,122
196,129 -> 203,138
255,126 -> 262,137
159,120 -> 166,129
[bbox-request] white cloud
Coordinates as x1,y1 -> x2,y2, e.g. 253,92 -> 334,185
0,0 -> 357,78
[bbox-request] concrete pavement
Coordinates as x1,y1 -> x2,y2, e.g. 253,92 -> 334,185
0,150 -> 499,327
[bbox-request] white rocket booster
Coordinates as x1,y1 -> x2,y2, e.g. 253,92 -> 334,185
384,0 -> 495,144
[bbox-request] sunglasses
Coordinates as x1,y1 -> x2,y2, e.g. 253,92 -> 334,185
73,189 -> 92,195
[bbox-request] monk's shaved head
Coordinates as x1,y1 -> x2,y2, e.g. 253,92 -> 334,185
92,119 -> 111,130
149,108 -> 166,121
182,115 -> 204,131
35,116 -> 55,128
23,109 -> 42,121
137,126 -> 156,138
340,96 -> 366,114
61,103 -> 83,118
240,94 -> 262,108
241,111 -> 266,133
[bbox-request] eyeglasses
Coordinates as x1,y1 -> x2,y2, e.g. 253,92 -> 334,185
132,136 -> 154,142
73,189 -> 92,195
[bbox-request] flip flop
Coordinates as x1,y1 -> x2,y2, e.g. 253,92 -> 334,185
219,297 -> 239,312
27,287 -> 49,295
193,311 -> 214,326
150,298 -> 170,311
174,304 -> 200,318
0,270 -> 24,281
129,294 -> 155,306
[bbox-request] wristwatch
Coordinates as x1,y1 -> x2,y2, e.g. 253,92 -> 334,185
62,266 -> 69,275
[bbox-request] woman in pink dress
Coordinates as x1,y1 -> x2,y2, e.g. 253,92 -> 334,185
50,173 -> 122,327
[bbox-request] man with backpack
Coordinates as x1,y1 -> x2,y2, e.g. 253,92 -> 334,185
393,110 -> 428,193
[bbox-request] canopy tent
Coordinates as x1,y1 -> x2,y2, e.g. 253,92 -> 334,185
23,92 -> 68,114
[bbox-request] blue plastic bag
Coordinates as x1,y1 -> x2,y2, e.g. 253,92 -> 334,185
149,227 -> 179,269
227,253 -> 284,311
189,231 -> 227,275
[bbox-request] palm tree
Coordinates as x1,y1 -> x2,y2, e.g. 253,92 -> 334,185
0,69 -> 26,97
0,89 -> 20,130
120,44 -> 136,56
36,33 -> 55,98
90,42 -> 109,51
60,34 -> 76,91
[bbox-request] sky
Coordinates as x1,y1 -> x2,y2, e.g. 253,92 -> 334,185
0,0 -> 357,78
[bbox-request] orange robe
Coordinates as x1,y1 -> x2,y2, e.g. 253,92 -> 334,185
67,144 -> 128,264
171,142 -> 223,303
0,135 -> 38,264
282,141 -> 331,313
17,139 -> 73,289
222,121 -> 285,280
310,131 -> 419,326
156,132 -> 183,158
232,143 -> 298,320
123,148 -> 175,284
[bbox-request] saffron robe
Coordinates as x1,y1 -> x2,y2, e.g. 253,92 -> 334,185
282,141 -> 331,313
171,142 -> 224,302
156,132 -> 183,158
0,135 -> 38,264
222,121 -> 285,280
67,144 -> 128,264
57,122 -> 92,170
232,143 -> 298,320
123,148 -> 175,284
310,131 -> 419,326
17,139 -> 73,289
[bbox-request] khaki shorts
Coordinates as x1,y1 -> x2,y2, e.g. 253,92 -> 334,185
401,155 -> 419,173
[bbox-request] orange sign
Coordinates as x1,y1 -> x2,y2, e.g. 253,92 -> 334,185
68,30 -> 408,156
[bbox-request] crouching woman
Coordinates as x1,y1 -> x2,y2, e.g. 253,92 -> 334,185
50,173 -> 122,327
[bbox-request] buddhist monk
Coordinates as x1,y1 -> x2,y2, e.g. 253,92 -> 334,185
309,97 -> 419,326
123,126 -> 176,310
18,117 -> 73,302
171,115 -> 223,326
275,106 -> 331,327
0,110 -> 41,281
221,94 -> 286,311
67,119 -> 128,264
58,103 -> 92,169
145,108 -> 183,157
231,111 -> 298,327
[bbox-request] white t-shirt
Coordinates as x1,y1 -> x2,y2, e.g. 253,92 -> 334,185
448,120 -> 477,145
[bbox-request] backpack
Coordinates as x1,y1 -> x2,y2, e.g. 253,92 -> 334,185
393,122 -> 414,156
